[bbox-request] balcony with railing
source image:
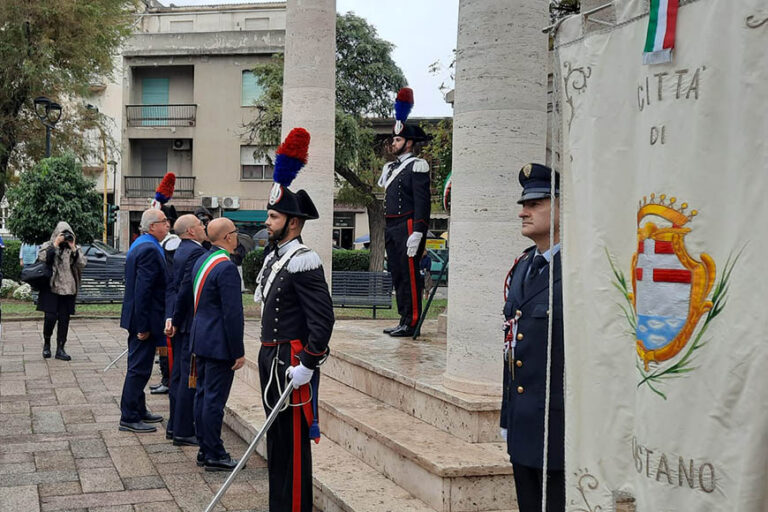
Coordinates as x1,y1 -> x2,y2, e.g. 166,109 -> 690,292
126,104 -> 197,127
124,176 -> 196,199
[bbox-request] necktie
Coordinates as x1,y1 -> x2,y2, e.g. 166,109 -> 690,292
524,254 -> 548,292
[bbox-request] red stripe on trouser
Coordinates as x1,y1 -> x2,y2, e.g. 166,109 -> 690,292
289,339 -> 312,512
406,219 -> 419,327
292,404 -> 301,512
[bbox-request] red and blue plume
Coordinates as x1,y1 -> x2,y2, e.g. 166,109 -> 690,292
274,127 -> 311,187
394,87 -> 414,122
155,172 -> 176,204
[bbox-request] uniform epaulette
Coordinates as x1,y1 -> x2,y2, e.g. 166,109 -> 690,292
412,159 -> 429,173
287,249 -> 323,273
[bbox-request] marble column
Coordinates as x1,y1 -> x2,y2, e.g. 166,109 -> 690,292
280,0 -> 336,280
444,0 -> 549,396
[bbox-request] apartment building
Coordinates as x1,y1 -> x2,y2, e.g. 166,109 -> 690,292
116,1 -> 286,250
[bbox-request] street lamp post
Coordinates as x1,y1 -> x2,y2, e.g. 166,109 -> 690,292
33,97 -> 63,157
108,159 -> 118,248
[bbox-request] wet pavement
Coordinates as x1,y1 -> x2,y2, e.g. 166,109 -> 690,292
0,319 -> 270,512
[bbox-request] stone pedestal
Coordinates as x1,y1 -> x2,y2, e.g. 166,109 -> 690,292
445,0 -> 548,396
280,0 -> 336,279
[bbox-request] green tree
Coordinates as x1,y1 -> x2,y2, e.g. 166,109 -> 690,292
244,13 -> 406,271
7,155 -> 102,244
0,0 -> 134,198
420,118 -> 452,210
550,0 -> 581,22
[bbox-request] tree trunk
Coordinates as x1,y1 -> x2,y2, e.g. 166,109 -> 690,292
367,199 -> 386,271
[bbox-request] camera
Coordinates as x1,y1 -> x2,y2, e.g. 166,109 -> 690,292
63,232 -> 74,242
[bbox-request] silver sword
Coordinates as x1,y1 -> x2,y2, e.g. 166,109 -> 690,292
103,348 -> 129,372
204,382 -> 295,512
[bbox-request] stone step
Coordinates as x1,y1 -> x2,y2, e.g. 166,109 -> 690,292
321,321 -> 502,443
224,375 -> 437,512
319,377 -> 515,512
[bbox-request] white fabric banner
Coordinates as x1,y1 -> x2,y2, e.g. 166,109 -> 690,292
557,1 -> 768,510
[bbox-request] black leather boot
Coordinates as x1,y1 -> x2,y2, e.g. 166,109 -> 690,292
55,340 -> 71,361
42,338 -> 52,359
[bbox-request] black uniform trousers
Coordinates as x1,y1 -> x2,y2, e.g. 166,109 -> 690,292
258,343 -> 313,512
171,332 -> 196,438
385,217 -> 425,328
119,332 -> 157,423
194,356 -> 234,461
512,463 -> 565,512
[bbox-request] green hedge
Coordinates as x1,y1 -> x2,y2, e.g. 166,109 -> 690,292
242,248 -> 266,289
242,248 -> 371,288
1,240 -> 22,282
332,249 -> 370,271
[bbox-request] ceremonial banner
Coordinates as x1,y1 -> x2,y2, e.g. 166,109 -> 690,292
556,1 -> 768,510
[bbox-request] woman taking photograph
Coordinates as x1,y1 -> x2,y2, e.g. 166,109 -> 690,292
37,221 -> 86,360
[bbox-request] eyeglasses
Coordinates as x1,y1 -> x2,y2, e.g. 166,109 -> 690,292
226,229 -> 238,238
151,219 -> 170,226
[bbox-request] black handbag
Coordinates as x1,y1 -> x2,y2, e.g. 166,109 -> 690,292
20,260 -> 52,290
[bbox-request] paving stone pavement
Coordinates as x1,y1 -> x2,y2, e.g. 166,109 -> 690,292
0,319 -> 270,512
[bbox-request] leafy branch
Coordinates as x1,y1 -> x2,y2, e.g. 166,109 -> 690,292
606,248 -> 637,334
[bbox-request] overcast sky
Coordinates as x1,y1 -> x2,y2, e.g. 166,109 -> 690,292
165,0 -> 459,117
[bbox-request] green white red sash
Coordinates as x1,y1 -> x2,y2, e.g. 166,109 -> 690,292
193,250 -> 229,313
643,0 -> 679,65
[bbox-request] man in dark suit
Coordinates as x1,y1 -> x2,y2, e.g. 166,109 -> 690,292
164,214 -> 208,446
119,208 -> 170,433
501,163 -> 564,512
189,217 -> 245,472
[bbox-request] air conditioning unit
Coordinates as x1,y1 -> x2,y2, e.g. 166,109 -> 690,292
201,196 -> 219,209
172,139 -> 191,151
221,196 -> 240,209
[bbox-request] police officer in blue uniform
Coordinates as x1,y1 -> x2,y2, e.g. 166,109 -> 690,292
164,214 -> 208,447
380,90 -> 432,337
119,208 -> 169,433
501,163 -> 564,511
189,217 -> 246,471
256,127 -> 334,512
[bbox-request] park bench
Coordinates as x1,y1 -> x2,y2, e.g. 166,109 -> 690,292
331,271 -> 392,318
77,264 -> 125,304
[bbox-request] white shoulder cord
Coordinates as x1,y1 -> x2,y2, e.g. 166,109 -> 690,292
541,167 -> 559,512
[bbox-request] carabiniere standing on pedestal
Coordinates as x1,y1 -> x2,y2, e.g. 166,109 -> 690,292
379,87 -> 432,337
500,163 -> 565,512
254,127 -> 334,512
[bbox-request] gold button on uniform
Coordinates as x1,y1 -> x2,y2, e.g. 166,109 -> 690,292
516,310 -> 522,316
517,333 -> 524,341
516,360 -> 523,368
517,386 -> 524,394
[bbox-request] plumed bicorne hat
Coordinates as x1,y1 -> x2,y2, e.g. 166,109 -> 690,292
267,128 -> 319,220
149,172 -> 178,224
392,87 -> 431,142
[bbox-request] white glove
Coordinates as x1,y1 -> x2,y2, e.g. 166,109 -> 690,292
286,363 -> 314,389
406,232 -> 423,257
500,428 -> 507,441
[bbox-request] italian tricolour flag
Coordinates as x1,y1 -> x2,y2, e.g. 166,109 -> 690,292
193,249 -> 230,313
643,0 -> 679,65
